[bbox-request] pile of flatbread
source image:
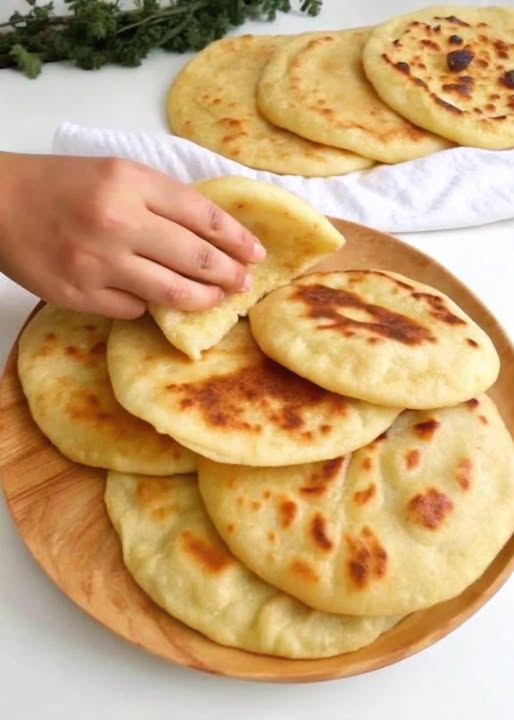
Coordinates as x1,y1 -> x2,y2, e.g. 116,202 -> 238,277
17,176 -> 514,660
167,5 -> 514,176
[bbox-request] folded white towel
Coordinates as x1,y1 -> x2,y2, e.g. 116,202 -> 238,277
53,122 -> 514,234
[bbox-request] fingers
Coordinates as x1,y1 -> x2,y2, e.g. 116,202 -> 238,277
144,175 -> 266,265
45,284 -> 146,320
114,255 -> 225,311
132,215 -> 253,293
92,289 -> 147,319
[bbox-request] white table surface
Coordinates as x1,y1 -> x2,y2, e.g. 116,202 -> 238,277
1,1 -> 513,718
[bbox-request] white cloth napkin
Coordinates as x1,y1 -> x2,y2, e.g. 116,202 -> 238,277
53,122 -> 514,234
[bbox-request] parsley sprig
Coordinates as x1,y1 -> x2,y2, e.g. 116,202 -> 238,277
0,0 -> 323,78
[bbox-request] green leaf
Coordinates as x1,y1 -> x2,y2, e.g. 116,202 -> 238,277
0,0 -> 324,76
9,43 -> 42,78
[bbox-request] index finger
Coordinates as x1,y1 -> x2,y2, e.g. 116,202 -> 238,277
144,173 -> 266,265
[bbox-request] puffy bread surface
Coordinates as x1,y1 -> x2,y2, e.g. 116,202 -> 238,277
258,28 -> 451,163
105,471 -> 399,658
362,5 -> 514,148
249,269 -> 500,408
199,396 -> 514,615
167,34 -> 374,176
107,316 -> 399,466
17,305 -> 196,475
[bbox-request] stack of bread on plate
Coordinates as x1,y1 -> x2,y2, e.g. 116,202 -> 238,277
16,175 -> 514,659
167,5 -> 514,176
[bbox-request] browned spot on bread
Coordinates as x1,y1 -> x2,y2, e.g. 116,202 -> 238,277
367,337 -> 382,345
218,117 -> 243,128
477,59 -> 489,68
181,531 -> 232,573
435,15 -> 470,27
411,291 -> 466,325
466,337 -> 479,347
222,132 -> 248,143
447,48 -> 474,72
279,499 -> 298,528
466,398 -> 479,409
66,389 -> 112,424
263,489 -> 271,500
295,283 -> 435,346
442,82 -> 472,96
300,457 -> 343,497
320,423 -> 331,435
90,341 -> 106,354
83,324 -> 96,332
456,458 -> 472,490
500,70 -> 514,88
479,414 -> 488,425
137,477 -> 172,507
226,523 -> 235,533
310,513 -> 333,551
152,507 -> 172,522
353,483 -> 376,505
251,501 -> 261,511
405,448 -> 420,469
44,331 -> 56,341
407,487 -> 453,529
421,39 -> 440,51
448,34 -> 463,45
485,103 -> 496,111
165,355 -> 348,435
361,457 -> 372,471
396,61 -> 410,73
290,559 -> 319,583
413,418 -> 440,439
494,40 -> 510,59
345,526 -> 387,589
267,531 -> 276,543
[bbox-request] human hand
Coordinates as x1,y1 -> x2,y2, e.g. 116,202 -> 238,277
0,152 -> 266,318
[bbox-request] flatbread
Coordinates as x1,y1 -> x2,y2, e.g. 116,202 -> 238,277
199,396 -> 514,616
105,471 -> 399,658
17,305 -> 196,475
258,28 -> 451,163
362,5 -> 514,149
249,269 -> 500,408
149,176 -> 345,360
107,316 -> 399,466
166,34 -> 374,176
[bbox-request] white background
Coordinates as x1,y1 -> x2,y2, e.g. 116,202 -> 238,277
1,1 -> 514,718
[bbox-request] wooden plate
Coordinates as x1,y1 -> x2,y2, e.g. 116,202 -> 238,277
1,219 -> 514,683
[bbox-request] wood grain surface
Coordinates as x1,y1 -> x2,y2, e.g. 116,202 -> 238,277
1,219 -> 514,683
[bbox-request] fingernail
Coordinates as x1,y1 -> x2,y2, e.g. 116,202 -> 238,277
251,239 -> 266,261
239,273 -> 253,292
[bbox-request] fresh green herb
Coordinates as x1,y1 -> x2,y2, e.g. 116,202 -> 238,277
0,0 -> 323,78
